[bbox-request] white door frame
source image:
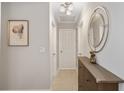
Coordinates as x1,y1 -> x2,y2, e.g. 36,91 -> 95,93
49,3 -> 58,88
50,22 -> 57,79
58,28 -> 78,70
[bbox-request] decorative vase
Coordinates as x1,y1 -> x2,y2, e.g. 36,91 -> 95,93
90,51 -> 96,64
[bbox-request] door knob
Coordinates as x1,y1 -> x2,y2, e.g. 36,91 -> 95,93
60,50 -> 63,53
52,53 -> 56,56
78,53 -> 82,56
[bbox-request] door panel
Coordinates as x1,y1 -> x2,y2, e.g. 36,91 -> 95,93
59,29 -> 76,69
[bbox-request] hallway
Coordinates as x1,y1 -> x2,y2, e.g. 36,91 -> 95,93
50,3 -> 82,90
51,69 -> 78,91
1,2 -> 124,91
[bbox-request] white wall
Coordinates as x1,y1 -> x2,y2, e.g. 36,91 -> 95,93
79,2 -> 124,90
1,2 -> 50,90
77,22 -> 84,56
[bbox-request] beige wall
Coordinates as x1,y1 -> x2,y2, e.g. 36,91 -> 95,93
1,2 -> 50,90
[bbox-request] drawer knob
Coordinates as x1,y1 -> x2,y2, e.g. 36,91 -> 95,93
86,79 -> 90,82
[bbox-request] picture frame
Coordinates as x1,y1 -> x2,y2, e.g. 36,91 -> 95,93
8,20 -> 29,46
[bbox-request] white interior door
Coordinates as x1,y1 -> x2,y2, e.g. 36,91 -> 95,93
59,29 -> 76,69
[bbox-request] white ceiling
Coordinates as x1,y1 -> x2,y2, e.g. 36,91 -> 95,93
51,2 -> 84,29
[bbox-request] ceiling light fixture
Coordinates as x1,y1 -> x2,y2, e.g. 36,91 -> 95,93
60,2 -> 73,15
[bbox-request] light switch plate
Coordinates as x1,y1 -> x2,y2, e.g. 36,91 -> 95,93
40,47 -> 45,53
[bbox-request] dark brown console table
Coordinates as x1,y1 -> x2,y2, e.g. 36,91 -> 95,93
78,56 -> 124,91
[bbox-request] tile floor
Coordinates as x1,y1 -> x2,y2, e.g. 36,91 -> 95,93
51,69 -> 78,91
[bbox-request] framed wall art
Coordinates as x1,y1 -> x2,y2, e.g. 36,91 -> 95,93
8,20 -> 29,46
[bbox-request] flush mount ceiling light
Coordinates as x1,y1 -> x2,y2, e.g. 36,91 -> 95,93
60,2 -> 73,15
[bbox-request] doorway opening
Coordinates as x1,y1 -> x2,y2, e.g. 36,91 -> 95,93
50,2 -> 84,90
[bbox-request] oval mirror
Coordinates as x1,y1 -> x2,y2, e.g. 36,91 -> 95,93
88,6 -> 109,53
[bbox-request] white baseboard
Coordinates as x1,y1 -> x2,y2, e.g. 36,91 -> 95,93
58,68 -> 77,70
39,89 -> 51,91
